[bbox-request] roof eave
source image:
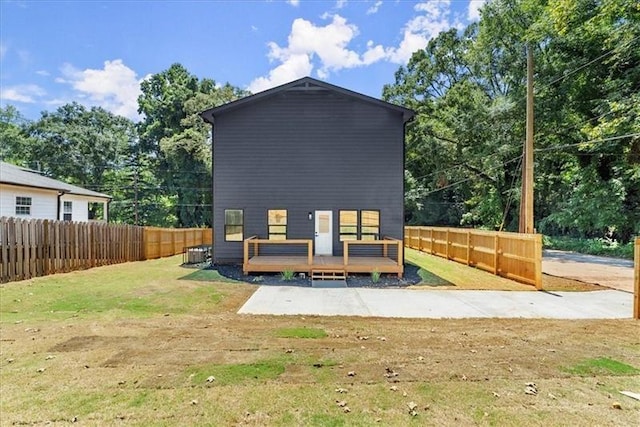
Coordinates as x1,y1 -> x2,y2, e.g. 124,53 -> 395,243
200,76 -> 415,121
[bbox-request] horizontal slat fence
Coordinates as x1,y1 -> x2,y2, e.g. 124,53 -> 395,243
1,216 -> 213,283
143,227 -> 212,260
1,217 -> 144,283
405,226 -> 542,289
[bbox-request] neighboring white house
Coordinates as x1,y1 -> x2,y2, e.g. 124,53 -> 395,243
0,161 -> 111,222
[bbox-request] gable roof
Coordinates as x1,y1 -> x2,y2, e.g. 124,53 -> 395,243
200,76 -> 414,124
0,161 -> 111,200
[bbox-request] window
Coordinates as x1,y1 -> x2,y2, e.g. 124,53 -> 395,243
15,197 -> 32,216
339,210 -> 358,241
361,210 -> 380,240
224,209 -> 243,241
63,201 -> 72,221
268,209 -> 287,240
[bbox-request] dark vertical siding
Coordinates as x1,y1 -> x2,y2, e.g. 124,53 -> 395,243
213,89 -> 405,263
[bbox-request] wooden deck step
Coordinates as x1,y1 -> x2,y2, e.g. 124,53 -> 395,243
311,269 -> 346,281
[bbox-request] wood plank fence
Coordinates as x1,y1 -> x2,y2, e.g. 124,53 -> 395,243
143,227 -> 212,260
405,226 -> 543,289
0,217 -> 213,283
0,217 -> 144,283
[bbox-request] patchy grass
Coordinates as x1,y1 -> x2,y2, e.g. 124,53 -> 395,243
406,248 -> 532,290
564,357 -> 640,376
187,359 -> 287,386
0,256 -> 244,324
415,267 -> 452,287
406,248 -> 600,291
275,327 -> 328,339
1,256 -> 639,425
179,268 -> 237,283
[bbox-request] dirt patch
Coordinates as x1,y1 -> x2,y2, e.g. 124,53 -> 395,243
49,335 -> 140,352
543,250 -> 634,292
542,274 -> 603,292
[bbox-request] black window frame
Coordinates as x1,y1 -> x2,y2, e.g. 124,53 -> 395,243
339,210 -> 358,241
224,209 -> 244,242
360,210 -> 380,240
268,209 -> 287,240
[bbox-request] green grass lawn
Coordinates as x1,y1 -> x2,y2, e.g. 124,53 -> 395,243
0,257 -> 236,323
405,248 -> 534,290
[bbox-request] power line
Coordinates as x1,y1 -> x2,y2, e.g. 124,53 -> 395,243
547,33 -> 640,86
534,133 -> 640,152
421,155 -> 523,197
534,98 -> 636,142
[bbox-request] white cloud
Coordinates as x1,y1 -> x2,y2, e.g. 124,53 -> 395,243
366,1 -> 382,15
248,54 -> 312,93
248,14 -> 368,92
249,2 -> 458,91
385,0 -> 456,64
0,84 -> 46,103
44,98 -> 70,107
362,40 -> 386,65
35,70 -> 50,76
286,0 -> 299,6
57,59 -> 143,120
468,0 -> 487,21
335,0 -> 347,8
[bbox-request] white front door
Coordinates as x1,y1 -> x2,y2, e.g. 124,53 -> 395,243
314,210 -> 333,255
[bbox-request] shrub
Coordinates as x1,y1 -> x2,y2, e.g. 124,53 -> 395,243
280,269 -> 295,281
371,269 -> 381,284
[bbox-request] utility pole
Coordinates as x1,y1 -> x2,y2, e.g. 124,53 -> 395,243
519,45 -> 535,234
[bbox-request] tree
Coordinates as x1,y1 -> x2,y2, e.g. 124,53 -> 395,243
384,0 -> 639,241
26,102 -> 136,221
137,64 -> 248,227
0,105 -> 33,164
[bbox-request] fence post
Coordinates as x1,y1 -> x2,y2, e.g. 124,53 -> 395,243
429,228 -> 434,254
343,240 -> 349,267
466,230 -> 471,266
493,234 -> 499,275
534,234 -> 543,290
142,227 -> 148,260
633,237 -> 639,319
446,228 -> 450,260
397,239 -> 403,278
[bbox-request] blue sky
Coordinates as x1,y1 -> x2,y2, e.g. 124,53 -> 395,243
1,0 -> 486,121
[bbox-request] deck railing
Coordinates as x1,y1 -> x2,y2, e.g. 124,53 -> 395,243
344,237 -> 403,276
243,236 -> 313,274
405,226 -> 542,289
243,236 -> 403,276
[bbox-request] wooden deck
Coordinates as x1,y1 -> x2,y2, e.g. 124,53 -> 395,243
243,237 -> 404,277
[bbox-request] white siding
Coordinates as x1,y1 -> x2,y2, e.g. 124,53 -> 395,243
59,194 -> 109,222
0,184 -> 59,220
60,194 -> 89,222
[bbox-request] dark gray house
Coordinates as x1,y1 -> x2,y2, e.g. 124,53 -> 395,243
200,77 -> 413,276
